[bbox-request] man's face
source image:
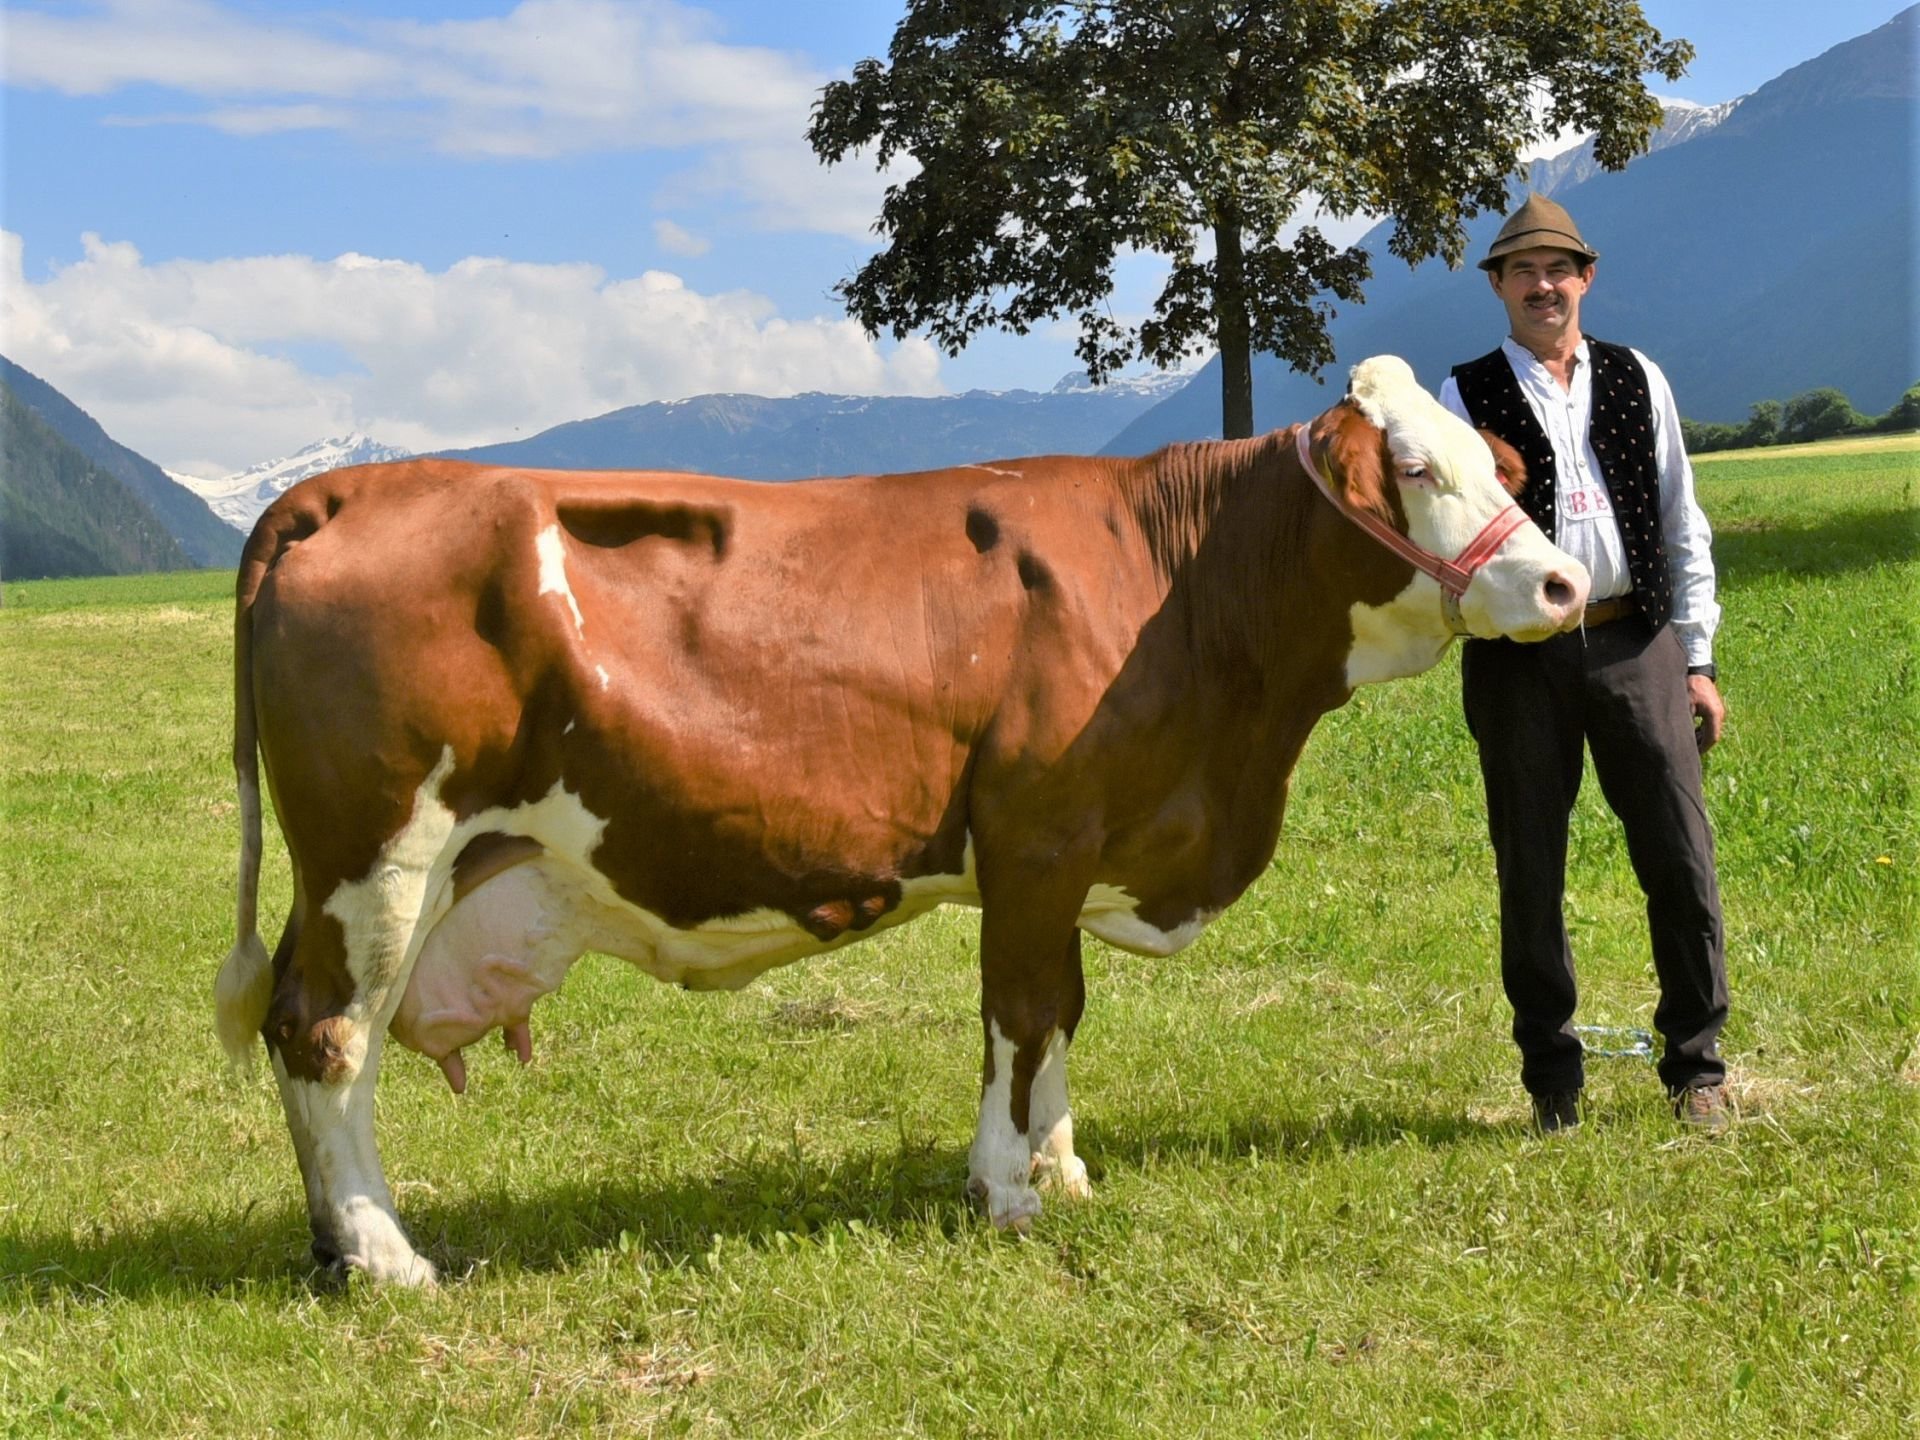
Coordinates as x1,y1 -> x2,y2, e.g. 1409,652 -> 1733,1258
1488,247 -> 1593,349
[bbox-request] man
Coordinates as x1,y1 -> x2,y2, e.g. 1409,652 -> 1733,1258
1438,194 -> 1731,1134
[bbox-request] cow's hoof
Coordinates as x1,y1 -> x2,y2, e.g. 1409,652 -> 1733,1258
314,1219 -> 439,1287
970,1175 -> 1044,1232
1033,1153 -> 1092,1201
346,1222 -> 438,1286
334,1246 -> 438,1287
383,1251 -> 439,1287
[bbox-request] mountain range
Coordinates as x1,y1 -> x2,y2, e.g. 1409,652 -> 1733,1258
437,370 -> 1191,481
153,372 -> 1187,535
365,6 -> 1920,472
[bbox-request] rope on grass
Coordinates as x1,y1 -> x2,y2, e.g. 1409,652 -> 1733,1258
1574,1025 -> 1655,1060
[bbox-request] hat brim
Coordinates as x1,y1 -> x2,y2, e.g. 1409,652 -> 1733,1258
1478,230 -> 1600,271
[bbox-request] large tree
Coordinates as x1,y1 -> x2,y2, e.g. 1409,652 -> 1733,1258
808,1 -> 1691,438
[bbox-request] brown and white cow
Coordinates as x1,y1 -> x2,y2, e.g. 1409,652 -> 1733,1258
215,356 -> 1587,1284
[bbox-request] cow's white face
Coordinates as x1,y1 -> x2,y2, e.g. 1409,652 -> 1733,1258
1339,356 -> 1588,684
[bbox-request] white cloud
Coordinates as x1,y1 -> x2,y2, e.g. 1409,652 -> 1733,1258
8,1 -> 809,154
652,219 -> 710,258
0,230 -> 943,475
6,0 -> 902,236
108,103 -> 353,136
4,0 -> 401,98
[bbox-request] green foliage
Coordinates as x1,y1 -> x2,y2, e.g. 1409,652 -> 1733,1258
3,441 -> 1913,1434
1680,417 -> 1741,454
1781,387 -> 1870,445
1873,382 -> 1920,434
809,0 -> 1690,437
1681,387 -> 1920,454
1739,398 -> 1782,448
1686,398 -> 1789,455
0,386 -> 193,581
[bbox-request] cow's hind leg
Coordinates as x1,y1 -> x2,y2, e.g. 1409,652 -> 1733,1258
265,870 -> 443,1286
968,886 -> 1093,1230
271,1032 -> 430,1284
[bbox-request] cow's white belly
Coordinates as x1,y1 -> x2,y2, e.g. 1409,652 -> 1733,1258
392,862 -> 1219,1059
369,758 -> 1218,1082
392,858 -> 1215,1064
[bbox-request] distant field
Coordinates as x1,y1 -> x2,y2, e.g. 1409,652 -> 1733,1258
1694,431 -> 1920,463
1,442 -> 1913,1437
1,567 -> 234,612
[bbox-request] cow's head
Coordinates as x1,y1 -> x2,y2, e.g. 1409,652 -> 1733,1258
1307,355 -> 1589,685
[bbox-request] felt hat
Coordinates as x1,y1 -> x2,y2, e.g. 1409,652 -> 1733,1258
1478,193 -> 1599,271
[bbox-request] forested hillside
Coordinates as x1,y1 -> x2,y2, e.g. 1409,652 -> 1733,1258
1,388 -> 192,581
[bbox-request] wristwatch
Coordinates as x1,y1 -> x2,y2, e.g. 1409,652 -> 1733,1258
1687,664 -> 1717,682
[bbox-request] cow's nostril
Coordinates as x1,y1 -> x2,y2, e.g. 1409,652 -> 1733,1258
1544,576 -> 1576,607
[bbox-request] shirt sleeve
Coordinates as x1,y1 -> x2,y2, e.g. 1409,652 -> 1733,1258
1633,350 -> 1721,668
1437,375 -> 1471,427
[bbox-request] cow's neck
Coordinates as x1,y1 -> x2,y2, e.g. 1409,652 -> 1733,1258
1122,431 -> 1383,725
1110,435 -> 1401,916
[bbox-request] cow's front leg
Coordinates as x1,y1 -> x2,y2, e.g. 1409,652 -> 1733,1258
968,902 -> 1091,1230
969,1015 -> 1045,1230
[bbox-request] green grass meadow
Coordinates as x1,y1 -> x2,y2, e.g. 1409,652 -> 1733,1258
2,440 -> 1914,1437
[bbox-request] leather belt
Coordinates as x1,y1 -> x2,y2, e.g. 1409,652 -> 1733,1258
1582,595 -> 1639,627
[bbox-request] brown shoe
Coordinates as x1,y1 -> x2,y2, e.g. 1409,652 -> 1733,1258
1673,1083 -> 1731,1134
1531,1089 -> 1582,1134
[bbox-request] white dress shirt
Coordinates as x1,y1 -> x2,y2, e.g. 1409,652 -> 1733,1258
1438,337 -> 1721,668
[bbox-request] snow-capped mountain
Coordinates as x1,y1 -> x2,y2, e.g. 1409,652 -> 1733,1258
170,433 -> 411,531
1049,368 -> 1199,400
1525,97 -> 1741,197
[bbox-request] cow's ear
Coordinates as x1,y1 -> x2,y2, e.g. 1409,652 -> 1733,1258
1480,429 -> 1528,498
1315,404 -> 1397,525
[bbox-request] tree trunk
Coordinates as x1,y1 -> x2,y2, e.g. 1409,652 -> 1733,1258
1214,218 -> 1254,439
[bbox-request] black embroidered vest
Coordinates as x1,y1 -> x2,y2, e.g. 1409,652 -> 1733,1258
1450,339 -> 1672,631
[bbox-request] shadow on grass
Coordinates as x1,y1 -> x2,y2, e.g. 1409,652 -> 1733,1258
1714,503 -> 1918,585
0,1102 -> 1510,1301
1075,1101 -> 1497,1168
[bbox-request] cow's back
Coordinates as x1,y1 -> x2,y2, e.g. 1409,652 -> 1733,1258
245,456 -> 1158,924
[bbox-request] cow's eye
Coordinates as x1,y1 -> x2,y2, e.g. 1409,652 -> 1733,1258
1403,465 -> 1428,480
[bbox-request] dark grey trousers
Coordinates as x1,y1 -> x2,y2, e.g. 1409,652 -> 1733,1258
1461,620 -> 1728,1097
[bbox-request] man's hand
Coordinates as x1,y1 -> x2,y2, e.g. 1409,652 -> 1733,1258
1688,674 -> 1726,753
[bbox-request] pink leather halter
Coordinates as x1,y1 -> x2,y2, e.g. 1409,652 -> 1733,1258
1294,423 -> 1531,634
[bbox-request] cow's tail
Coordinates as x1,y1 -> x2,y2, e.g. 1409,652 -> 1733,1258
214,513 -> 298,1070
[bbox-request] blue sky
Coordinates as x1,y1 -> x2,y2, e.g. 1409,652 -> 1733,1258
2,1 -> 1906,475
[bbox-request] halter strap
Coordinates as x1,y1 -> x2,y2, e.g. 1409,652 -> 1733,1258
1294,424 -> 1531,629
